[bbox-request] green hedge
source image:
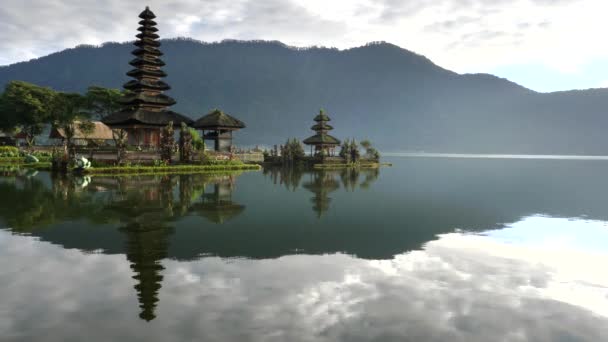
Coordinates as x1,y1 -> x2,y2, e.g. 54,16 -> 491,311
82,163 -> 261,175
0,146 -> 19,154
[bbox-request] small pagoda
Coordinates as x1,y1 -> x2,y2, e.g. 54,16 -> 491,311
103,7 -> 192,147
192,109 -> 246,152
303,110 -> 341,157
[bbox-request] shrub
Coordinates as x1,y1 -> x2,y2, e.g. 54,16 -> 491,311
0,146 -> 19,154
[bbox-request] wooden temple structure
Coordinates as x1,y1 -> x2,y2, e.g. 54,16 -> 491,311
103,7 -> 192,147
303,110 -> 341,157
193,109 -> 246,152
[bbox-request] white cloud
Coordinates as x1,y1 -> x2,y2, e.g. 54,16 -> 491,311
0,0 -> 606,89
1,216 -> 608,341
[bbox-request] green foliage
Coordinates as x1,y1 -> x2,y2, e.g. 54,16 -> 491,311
160,121 -> 175,163
0,81 -> 56,146
360,140 -> 371,150
281,138 -> 305,163
78,121 -> 95,137
0,146 -> 19,154
339,139 -> 360,163
361,140 -> 380,161
112,129 -> 128,164
0,149 -> 52,163
84,86 -> 125,120
190,128 -> 205,151
153,159 -> 168,167
179,122 -> 193,163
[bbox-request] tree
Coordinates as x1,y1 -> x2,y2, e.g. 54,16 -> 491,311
281,138 -> 305,164
179,122 -> 193,163
339,139 -> 351,163
360,140 -> 380,161
190,128 -> 205,151
84,86 -> 125,120
0,81 -> 56,147
50,92 -> 90,158
349,139 -> 360,163
113,129 -> 128,164
160,121 -> 175,164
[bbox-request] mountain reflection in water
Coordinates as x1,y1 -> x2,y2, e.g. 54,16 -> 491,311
1,157 -> 608,341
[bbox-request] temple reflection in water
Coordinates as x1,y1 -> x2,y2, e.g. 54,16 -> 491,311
0,167 -> 380,321
263,167 -> 380,217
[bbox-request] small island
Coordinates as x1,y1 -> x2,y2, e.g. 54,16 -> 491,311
263,109 -> 384,169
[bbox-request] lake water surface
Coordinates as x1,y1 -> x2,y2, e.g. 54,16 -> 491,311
1,156 -> 608,341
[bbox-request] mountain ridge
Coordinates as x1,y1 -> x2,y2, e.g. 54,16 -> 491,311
1,38 -> 607,154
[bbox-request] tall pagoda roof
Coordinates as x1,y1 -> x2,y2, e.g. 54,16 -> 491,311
193,109 -> 246,129
104,6 -> 191,129
120,93 -> 176,106
123,79 -> 170,91
104,109 -> 193,127
139,6 -> 156,19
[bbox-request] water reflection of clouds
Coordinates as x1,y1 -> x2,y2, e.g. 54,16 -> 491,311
1,217 -> 608,341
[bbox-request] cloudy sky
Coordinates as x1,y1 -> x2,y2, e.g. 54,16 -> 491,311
2,216 -> 608,341
1,0 -> 606,92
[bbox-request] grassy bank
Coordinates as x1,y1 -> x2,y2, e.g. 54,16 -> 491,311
81,163 -> 261,176
0,162 -> 52,171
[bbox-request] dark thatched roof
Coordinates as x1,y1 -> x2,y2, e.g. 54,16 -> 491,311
303,134 -> 341,145
120,93 -> 176,106
123,79 -> 171,91
103,109 -> 193,127
193,109 -> 246,129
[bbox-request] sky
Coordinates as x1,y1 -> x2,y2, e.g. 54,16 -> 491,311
1,0 -> 607,92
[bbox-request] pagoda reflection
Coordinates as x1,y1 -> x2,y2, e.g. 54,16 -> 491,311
93,173 -> 244,321
264,166 -> 380,217
0,172 -> 246,321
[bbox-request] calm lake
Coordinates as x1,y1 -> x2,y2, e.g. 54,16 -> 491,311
1,156 -> 608,341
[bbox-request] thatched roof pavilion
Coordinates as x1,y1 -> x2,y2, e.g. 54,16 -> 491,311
193,109 -> 246,152
103,6 -> 192,147
49,121 -> 114,143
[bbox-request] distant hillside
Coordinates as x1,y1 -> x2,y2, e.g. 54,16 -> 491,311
1,38 -> 608,154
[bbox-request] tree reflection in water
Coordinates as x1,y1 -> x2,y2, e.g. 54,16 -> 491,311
0,167 -> 380,320
0,171 -> 246,321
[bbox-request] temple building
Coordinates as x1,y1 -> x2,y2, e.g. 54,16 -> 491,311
303,110 -> 341,157
193,109 -> 246,152
103,7 -> 192,147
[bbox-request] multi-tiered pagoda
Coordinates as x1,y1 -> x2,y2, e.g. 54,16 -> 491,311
103,7 -> 192,147
303,110 -> 341,157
